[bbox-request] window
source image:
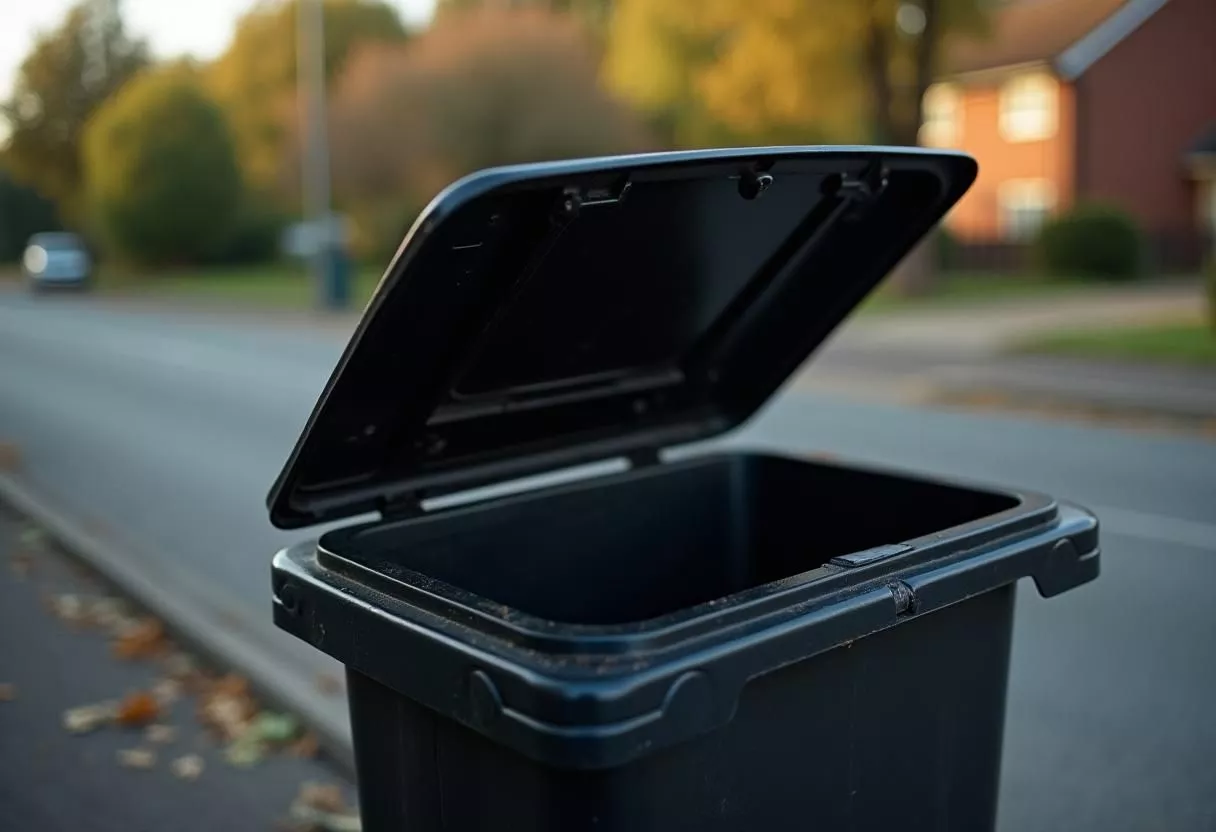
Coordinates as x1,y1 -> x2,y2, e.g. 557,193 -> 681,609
999,73 -> 1058,142
999,179 -> 1056,240
920,83 -> 961,148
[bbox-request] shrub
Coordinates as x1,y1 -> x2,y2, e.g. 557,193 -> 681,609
83,67 -> 243,267
327,7 -> 653,262
205,197 -> 289,265
1034,204 -> 1143,280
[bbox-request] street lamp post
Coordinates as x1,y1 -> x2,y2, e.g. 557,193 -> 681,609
297,0 -> 349,311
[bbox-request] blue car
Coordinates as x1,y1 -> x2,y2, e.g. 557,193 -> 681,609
23,232 -> 93,291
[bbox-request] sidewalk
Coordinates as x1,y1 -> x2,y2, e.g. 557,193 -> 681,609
801,280 -> 1216,424
0,506 -> 359,832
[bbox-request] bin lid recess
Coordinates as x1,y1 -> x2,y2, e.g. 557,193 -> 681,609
268,147 -> 976,529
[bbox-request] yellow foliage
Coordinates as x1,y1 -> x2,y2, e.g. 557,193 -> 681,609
605,0 -> 988,146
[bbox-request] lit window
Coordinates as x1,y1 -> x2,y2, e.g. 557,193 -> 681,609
999,179 -> 1056,240
920,83 -> 961,148
999,73 -> 1058,142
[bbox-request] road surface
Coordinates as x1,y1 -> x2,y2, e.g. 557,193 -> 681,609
0,288 -> 1213,831
0,505 -> 355,831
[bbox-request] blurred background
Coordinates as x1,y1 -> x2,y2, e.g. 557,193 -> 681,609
0,1 -> 1214,831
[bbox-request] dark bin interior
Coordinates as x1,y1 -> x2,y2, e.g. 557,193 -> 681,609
334,454 -> 1019,626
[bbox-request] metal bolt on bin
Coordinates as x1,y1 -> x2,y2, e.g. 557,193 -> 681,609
266,147 -> 1100,832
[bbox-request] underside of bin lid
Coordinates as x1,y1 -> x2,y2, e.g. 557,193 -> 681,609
268,147 -> 977,529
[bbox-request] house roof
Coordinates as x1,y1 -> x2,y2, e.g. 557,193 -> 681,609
945,0 -> 1171,80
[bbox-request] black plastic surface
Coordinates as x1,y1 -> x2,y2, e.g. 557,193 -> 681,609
272,452 -> 1099,772
328,454 -> 1018,626
346,584 -> 1015,832
267,147 -> 977,529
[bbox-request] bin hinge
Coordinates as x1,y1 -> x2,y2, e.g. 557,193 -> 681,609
378,490 -> 426,521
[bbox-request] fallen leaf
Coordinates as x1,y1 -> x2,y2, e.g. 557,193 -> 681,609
286,804 -> 362,832
89,597 -> 134,632
163,651 -> 200,680
249,711 -> 299,744
315,673 -> 343,697
63,702 -> 117,734
117,747 -> 156,769
145,723 -> 177,744
0,441 -> 22,471
0,683 -> 15,701
170,754 -> 205,781
288,732 -> 320,759
116,691 -> 160,727
197,675 -> 257,741
48,593 -> 88,624
9,551 -> 33,579
151,678 -> 183,706
224,735 -> 265,768
112,618 -> 166,660
298,782 -> 348,814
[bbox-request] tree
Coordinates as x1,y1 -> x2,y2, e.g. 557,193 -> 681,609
327,7 -> 651,262
83,66 -> 244,266
208,0 -> 409,196
605,0 -> 983,146
1,0 -> 148,222
604,0 -> 985,291
0,168 -> 61,263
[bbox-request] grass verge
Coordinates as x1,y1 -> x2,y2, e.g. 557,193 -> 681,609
1019,320 -> 1216,367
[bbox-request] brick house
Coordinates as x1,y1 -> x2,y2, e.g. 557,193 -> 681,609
922,0 -> 1216,266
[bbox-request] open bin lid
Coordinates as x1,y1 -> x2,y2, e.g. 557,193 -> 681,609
268,147 -> 976,529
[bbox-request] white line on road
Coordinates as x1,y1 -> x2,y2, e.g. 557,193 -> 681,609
1093,504 -> 1216,551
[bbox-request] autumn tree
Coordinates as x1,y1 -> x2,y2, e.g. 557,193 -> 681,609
83,67 -> 243,266
0,0 -> 147,222
207,0 -> 408,197
328,7 -> 651,262
604,0 -> 984,147
604,0 -> 985,292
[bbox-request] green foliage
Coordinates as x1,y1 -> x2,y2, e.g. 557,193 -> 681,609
329,7 -> 651,262
1034,204 -> 1143,280
1,1 -> 148,222
1206,256 -> 1216,334
205,196 -> 289,265
347,198 -> 423,265
0,169 -> 61,262
83,67 -> 244,266
208,0 -> 408,195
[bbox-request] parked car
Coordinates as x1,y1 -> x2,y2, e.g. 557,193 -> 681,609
22,232 -> 93,291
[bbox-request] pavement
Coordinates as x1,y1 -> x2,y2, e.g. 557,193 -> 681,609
803,280 -> 1216,421
0,504 -> 357,831
0,286 -> 1215,831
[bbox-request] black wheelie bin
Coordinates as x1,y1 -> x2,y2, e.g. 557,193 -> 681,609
267,147 -> 1099,832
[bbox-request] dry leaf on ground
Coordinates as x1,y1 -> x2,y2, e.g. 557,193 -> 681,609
0,441 -> 22,470
315,673 -> 343,697
117,748 -> 156,769
288,732 -> 320,759
63,702 -> 118,734
0,683 -> 15,701
152,677 -> 183,706
47,593 -> 88,624
9,551 -> 33,578
116,691 -> 161,727
112,617 -> 167,660
286,781 -> 361,832
145,723 -> 177,744
198,674 -> 257,741
170,754 -> 205,780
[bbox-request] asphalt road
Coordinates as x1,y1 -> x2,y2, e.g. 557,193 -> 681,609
1,288 -> 1214,831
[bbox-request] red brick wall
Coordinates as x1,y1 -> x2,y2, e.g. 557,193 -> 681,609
947,81 -> 1076,241
1075,0 -> 1216,238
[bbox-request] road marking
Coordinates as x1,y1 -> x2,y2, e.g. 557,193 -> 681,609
1093,504 -> 1216,551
